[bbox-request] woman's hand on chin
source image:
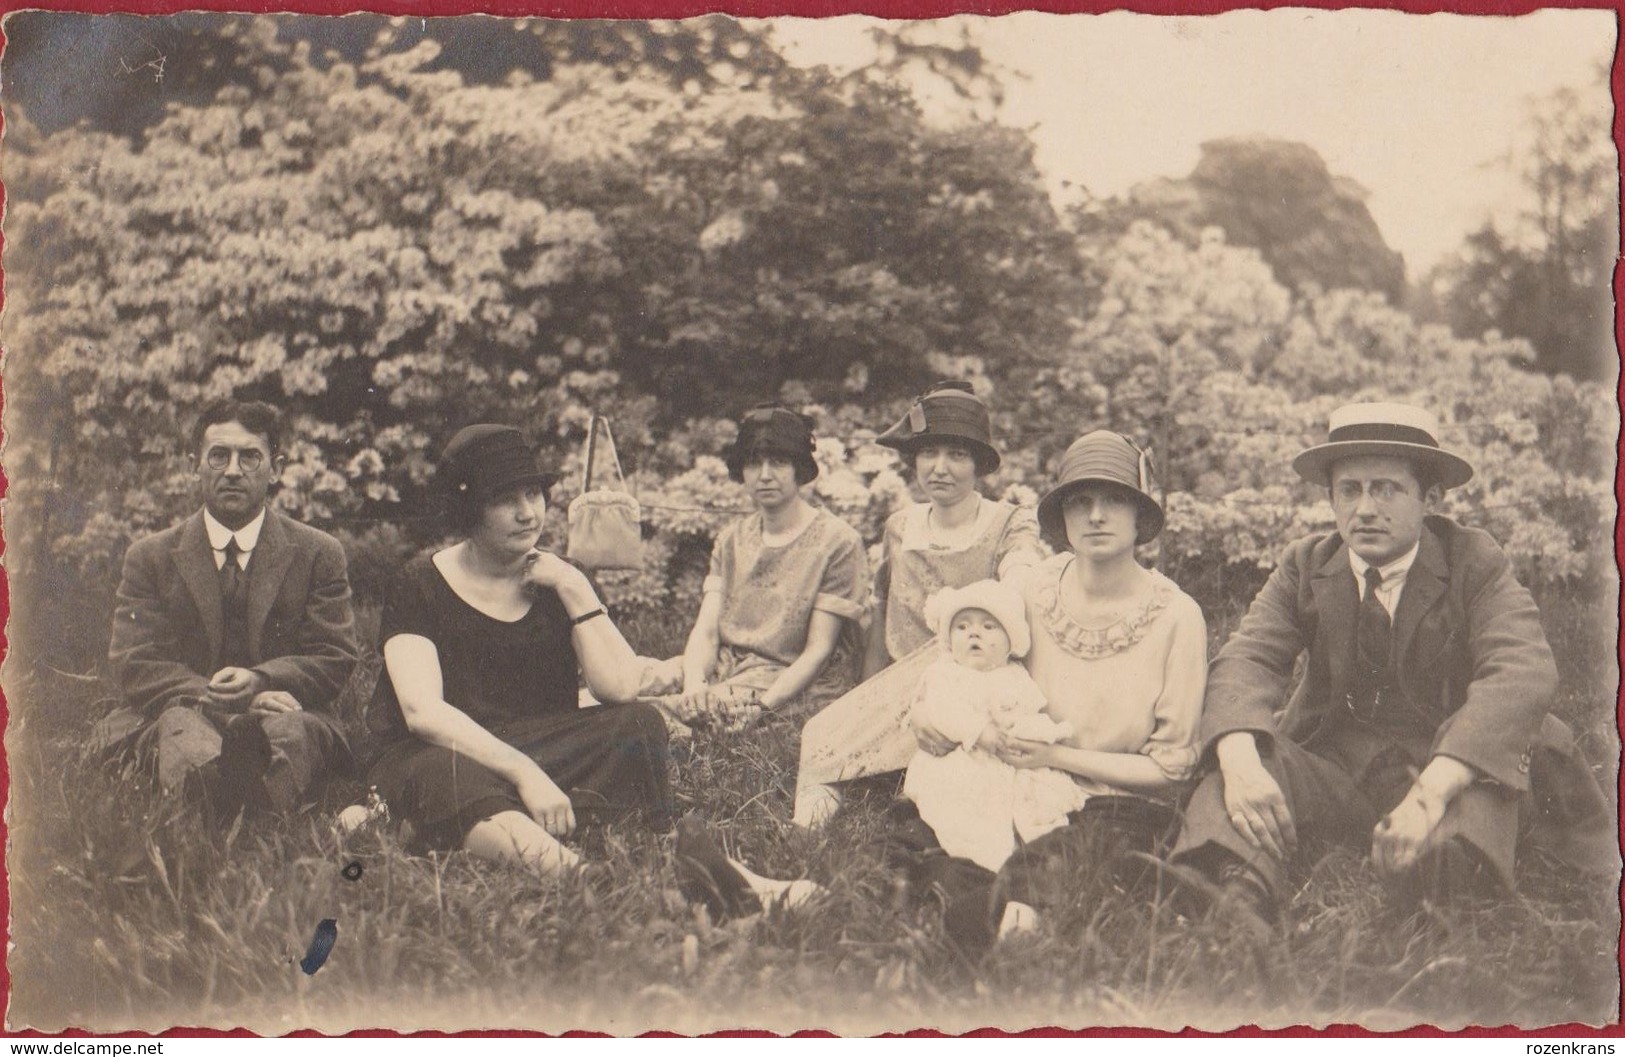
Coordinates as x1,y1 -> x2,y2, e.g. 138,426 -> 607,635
525,550 -> 586,592
999,737 -> 1057,770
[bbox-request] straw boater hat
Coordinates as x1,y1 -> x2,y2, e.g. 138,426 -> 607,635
1291,402 -> 1474,490
725,406 -> 820,484
875,380 -> 1001,475
923,579 -> 1032,659
1036,431 -> 1165,548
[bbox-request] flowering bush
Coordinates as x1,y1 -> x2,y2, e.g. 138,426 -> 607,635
1003,222 -> 1614,602
4,20 -> 1612,666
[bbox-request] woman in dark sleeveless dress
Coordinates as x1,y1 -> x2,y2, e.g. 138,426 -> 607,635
367,425 -> 818,910
366,424 -> 671,873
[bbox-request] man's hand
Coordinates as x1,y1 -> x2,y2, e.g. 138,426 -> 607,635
516,770 -> 576,839
1370,756 -> 1475,878
1371,791 -> 1448,878
1216,731 -> 1297,861
206,667 -> 267,709
250,690 -> 303,714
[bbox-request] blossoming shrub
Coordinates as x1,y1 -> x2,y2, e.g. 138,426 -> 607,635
3,21 -> 1611,668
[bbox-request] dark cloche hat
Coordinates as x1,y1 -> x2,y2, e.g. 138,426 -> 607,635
725,406 -> 820,484
1291,402 -> 1473,490
1037,431 -> 1165,548
875,380 -> 1001,475
438,424 -> 558,501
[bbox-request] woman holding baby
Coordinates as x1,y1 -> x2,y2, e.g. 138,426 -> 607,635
897,430 -> 1208,950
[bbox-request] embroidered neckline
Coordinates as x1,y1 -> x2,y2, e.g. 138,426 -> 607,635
1036,558 -> 1171,660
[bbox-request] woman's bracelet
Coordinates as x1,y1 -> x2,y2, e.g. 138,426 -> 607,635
569,607 -> 607,627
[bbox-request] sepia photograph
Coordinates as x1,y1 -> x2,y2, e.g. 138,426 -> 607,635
0,6 -> 1619,1035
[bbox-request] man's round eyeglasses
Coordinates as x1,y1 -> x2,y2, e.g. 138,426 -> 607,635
205,447 -> 267,472
1332,479 -> 1410,506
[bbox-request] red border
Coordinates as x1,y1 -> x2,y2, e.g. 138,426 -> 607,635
0,0 -> 1620,1040
0,0 -> 1617,14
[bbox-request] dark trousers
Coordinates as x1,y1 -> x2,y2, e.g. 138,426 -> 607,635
140,705 -> 351,815
886,795 -> 1178,952
1171,729 -> 1518,895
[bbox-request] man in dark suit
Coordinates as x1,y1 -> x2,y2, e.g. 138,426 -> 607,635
105,399 -> 359,818
1168,402 -> 1615,922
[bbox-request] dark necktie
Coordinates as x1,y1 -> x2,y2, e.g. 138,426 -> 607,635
218,536 -> 254,669
219,537 -> 244,606
1351,565 -> 1392,720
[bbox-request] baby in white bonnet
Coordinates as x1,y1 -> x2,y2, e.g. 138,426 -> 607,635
903,579 -> 1086,872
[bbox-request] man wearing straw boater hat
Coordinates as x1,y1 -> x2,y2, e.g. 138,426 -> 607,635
1166,402 -> 1615,927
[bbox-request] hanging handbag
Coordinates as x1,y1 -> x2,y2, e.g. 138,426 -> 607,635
566,414 -> 644,571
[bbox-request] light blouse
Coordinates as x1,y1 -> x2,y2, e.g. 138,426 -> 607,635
1019,553 -> 1208,799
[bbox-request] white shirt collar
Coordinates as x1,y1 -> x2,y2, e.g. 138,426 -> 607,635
1347,540 -> 1420,589
899,496 -> 991,553
204,508 -> 266,557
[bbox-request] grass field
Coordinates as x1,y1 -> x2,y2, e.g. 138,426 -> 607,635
5,595 -> 1620,1034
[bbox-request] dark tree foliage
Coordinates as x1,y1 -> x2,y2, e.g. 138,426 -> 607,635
3,14 -> 1085,664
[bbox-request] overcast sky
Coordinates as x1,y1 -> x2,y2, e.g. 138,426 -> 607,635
5,10 -> 1612,275
778,9 -> 1616,273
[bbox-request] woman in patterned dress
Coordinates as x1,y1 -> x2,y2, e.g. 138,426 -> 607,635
644,407 -> 868,734
863,380 -> 1044,676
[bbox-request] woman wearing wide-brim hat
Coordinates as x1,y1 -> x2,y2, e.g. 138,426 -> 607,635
864,380 -> 1044,677
792,381 -> 1043,827
899,430 -> 1210,946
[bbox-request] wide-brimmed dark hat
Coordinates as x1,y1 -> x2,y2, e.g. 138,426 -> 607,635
1292,402 -> 1473,489
875,381 -> 1000,475
1037,431 -> 1165,547
725,406 -> 819,484
438,424 -> 558,501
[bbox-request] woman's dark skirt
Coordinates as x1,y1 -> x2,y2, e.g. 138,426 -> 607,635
368,702 -> 675,852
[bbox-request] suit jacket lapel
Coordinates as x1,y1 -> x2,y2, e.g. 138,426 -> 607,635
1392,524 -> 1449,671
1310,538 -> 1358,702
245,510 -> 294,661
173,512 -> 223,665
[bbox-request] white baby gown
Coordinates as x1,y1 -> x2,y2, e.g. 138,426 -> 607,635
902,656 -> 1087,871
